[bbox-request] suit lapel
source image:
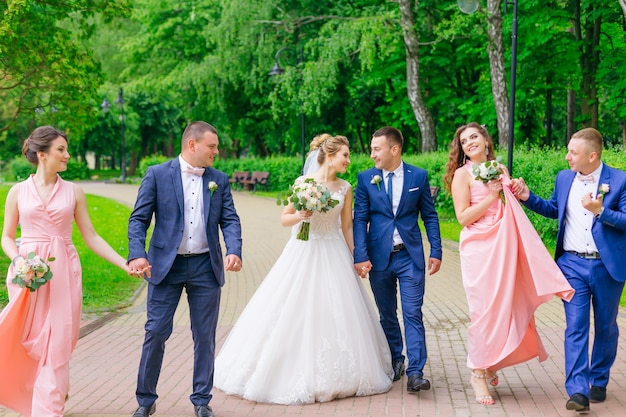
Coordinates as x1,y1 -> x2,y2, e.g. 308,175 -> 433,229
398,164 -> 412,210
559,171 -> 576,223
171,159 -> 185,215
203,168 -> 211,225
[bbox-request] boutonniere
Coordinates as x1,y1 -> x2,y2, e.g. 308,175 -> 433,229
598,183 -> 609,199
371,175 -> 382,190
208,181 -> 218,196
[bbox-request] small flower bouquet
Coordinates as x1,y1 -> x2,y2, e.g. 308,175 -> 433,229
276,177 -> 340,240
598,183 -> 609,199
472,156 -> 505,204
208,181 -> 218,196
12,252 -> 55,292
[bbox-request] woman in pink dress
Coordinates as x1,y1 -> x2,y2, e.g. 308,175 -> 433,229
0,126 -> 130,417
443,123 -> 575,405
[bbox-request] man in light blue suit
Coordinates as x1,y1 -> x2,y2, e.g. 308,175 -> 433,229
517,128 -> 626,413
127,121 -> 242,417
354,126 -> 442,393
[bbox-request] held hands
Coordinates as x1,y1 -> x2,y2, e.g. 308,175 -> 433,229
225,254 -> 242,272
128,258 -> 152,279
510,178 -> 530,201
354,261 -> 372,279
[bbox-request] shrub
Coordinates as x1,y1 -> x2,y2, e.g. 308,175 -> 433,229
138,154 -> 171,176
7,158 -> 35,181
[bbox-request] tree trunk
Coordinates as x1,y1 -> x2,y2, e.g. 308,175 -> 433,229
620,0 -> 626,21
571,0 -> 601,128
567,89 -> 576,143
395,0 -> 437,152
486,0 -> 510,148
545,78 -> 553,146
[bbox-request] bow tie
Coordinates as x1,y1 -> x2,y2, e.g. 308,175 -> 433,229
576,172 -> 595,183
184,166 -> 205,176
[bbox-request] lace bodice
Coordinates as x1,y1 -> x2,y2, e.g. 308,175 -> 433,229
293,182 -> 350,240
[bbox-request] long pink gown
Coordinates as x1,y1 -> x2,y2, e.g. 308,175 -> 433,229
0,176 -> 82,417
459,162 -> 574,371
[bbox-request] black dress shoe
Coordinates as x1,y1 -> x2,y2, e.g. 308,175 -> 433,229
392,361 -> 405,381
406,374 -> 431,392
132,403 -> 156,417
590,386 -> 606,403
565,393 -> 590,412
194,405 -> 214,417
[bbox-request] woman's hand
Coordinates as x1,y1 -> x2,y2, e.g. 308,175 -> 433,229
298,210 -> 313,221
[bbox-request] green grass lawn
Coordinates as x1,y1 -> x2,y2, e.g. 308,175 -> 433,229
0,185 -> 141,311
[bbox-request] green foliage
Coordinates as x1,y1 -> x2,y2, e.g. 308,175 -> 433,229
59,159 -> 90,181
7,158 -> 35,181
137,154 -> 171,176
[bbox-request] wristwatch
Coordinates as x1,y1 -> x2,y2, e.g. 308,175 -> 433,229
594,207 -> 604,218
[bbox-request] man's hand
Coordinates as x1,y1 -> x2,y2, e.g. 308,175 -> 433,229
428,258 -> 441,275
225,254 -> 242,272
511,177 -> 530,201
129,258 -> 152,279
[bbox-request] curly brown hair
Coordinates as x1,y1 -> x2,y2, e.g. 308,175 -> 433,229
442,122 -> 495,193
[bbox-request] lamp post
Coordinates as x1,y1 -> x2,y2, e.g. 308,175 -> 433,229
458,0 -> 518,175
101,87 -> 127,182
269,46 -> 306,173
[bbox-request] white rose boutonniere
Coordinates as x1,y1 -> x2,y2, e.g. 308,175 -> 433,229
371,175 -> 382,191
598,183 -> 609,199
208,181 -> 218,196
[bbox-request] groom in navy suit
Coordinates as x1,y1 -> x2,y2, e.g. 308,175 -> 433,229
354,126 -> 442,393
517,128 -> 626,413
128,121 -> 242,417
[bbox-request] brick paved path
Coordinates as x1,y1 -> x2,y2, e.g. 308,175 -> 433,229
2,182 -> 625,417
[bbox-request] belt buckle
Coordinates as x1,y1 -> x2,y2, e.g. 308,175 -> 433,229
391,243 -> 404,253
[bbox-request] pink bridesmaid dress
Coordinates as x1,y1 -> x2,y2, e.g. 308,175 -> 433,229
459,162 -> 574,371
0,175 -> 82,417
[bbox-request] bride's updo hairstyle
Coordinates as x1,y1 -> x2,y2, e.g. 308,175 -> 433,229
310,133 -> 349,166
22,126 -> 67,166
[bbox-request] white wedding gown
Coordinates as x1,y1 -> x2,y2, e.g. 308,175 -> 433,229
214,182 -> 393,404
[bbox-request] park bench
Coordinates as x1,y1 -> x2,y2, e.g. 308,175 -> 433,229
229,171 -> 250,191
241,171 -> 270,192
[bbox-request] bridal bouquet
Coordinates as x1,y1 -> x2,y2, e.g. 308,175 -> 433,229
472,156 -> 506,204
12,252 -> 55,292
277,177 -> 339,240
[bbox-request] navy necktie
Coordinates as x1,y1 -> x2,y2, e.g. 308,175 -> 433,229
387,172 -> 394,204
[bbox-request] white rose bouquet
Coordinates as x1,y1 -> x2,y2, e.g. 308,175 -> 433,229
277,177 -> 340,240
472,156 -> 506,204
12,252 -> 55,292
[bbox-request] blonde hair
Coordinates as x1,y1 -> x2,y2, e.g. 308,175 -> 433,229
309,134 -> 349,165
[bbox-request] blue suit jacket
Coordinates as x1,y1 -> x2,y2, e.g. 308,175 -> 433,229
353,163 -> 442,271
128,158 -> 242,286
523,164 -> 626,282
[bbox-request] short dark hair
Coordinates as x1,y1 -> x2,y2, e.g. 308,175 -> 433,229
181,121 -> 217,146
571,127 -> 603,157
373,126 -> 404,148
22,126 -> 67,165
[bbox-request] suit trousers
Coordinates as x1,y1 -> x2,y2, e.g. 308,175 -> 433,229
136,253 -> 221,406
369,249 -> 427,377
557,252 -> 624,397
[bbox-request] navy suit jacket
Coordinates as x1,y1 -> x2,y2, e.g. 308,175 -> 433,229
128,158 -> 242,286
353,163 -> 442,271
523,164 -> 626,282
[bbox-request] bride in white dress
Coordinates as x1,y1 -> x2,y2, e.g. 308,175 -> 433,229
214,134 -> 393,404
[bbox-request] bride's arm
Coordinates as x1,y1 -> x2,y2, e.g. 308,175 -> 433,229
280,202 -> 311,227
341,187 -> 354,254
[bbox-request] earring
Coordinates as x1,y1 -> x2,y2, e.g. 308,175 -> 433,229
485,148 -> 490,156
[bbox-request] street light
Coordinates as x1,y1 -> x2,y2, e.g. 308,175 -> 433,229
458,0 -> 518,175
101,87 -> 127,182
269,46 -> 306,173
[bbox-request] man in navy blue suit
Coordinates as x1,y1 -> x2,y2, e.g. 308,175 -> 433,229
353,126 -> 442,393
127,121 -> 242,417
517,128 -> 626,413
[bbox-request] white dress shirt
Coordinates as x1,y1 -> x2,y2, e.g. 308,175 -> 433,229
178,156 -> 209,255
563,163 -> 603,254
383,163 -> 404,246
